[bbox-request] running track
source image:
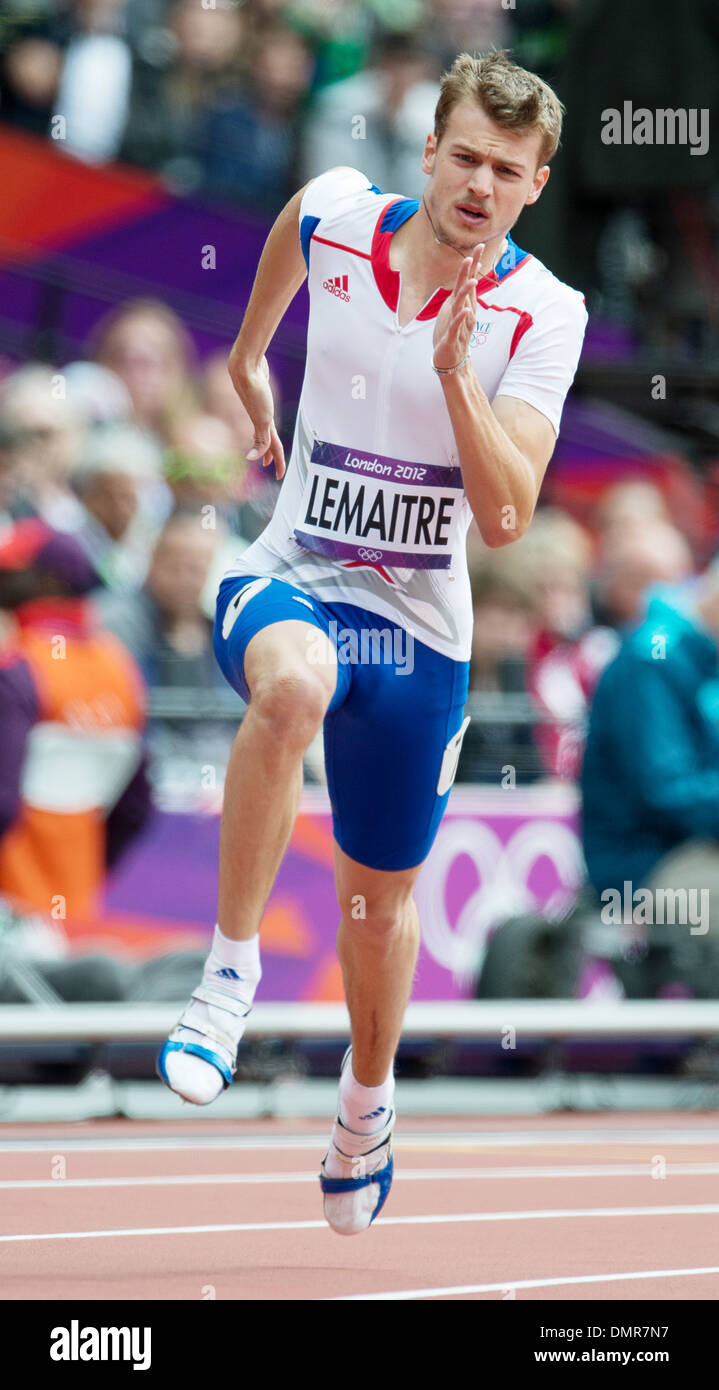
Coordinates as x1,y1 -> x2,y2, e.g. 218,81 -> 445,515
1,1111 -> 719,1301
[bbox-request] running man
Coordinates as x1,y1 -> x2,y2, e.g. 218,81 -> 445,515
158,51 -> 587,1235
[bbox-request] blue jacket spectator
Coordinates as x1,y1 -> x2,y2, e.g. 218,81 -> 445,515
581,587 -> 719,897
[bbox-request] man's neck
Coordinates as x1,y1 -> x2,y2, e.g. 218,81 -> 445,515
394,197 -> 507,289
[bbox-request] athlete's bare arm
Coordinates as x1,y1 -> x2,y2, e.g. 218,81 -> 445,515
228,169 -> 357,480
433,247 -> 556,548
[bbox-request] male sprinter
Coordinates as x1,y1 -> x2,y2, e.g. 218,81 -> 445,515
157,51 -> 587,1235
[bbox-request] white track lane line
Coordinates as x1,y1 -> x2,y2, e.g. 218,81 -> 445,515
332,1266 -> 719,1300
3,1202 -> 719,1243
3,1129 -> 719,1154
3,1162 -> 719,1190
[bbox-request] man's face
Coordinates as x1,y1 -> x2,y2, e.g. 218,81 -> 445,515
147,522 -> 216,619
86,470 -> 138,541
421,98 -> 549,257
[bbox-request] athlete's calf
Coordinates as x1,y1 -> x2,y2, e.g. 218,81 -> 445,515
334,846 -> 422,1087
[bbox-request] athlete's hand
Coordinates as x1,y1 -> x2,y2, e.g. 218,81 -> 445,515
432,241 -> 484,373
228,352 -> 286,481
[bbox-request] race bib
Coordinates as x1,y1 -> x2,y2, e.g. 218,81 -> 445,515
294,440 -> 464,570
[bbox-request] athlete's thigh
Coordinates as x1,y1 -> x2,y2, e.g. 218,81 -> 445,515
213,573 -> 347,708
323,608 -> 470,873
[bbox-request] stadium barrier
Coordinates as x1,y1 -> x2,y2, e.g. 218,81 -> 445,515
1,999 -> 718,1042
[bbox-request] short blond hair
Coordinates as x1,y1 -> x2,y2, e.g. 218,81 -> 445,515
434,50 -> 564,168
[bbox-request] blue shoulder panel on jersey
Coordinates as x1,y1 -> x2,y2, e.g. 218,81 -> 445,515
497,232 -> 530,280
300,184 -> 385,268
380,198 -> 419,233
300,213 -> 321,271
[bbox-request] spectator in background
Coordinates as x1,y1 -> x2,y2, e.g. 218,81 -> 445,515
593,479 -> 670,537
281,0 -> 375,93
0,416 -> 20,534
164,412 -> 242,515
520,508 -> 618,780
200,350 -> 283,542
581,559 -> 719,997
0,25 -> 64,138
198,21 -> 314,211
54,0 -> 134,164
456,549 -> 543,783
592,519 -> 694,632
95,506 -> 229,690
0,0 -> 134,159
62,359 -> 134,428
90,298 -> 198,445
119,0 -> 248,192
0,365 -> 86,533
557,0 -> 719,355
71,423 -> 163,592
163,410 -> 253,595
504,0 -> 577,87
300,28 -> 440,200
424,0 -> 511,71
0,518 -> 151,930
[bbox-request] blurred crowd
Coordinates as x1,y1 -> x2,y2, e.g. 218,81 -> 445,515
1,1 -> 718,998
0,320 -> 714,989
0,294 -> 707,802
2,0 -> 718,353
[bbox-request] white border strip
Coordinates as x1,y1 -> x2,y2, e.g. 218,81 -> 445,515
3,1203 -> 719,1244
3,1162 -> 719,1190
2,998 -> 719,1040
333,1265 -> 719,1300
3,1128 -> 719,1154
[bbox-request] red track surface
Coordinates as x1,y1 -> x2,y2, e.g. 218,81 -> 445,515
2,1111 -> 719,1301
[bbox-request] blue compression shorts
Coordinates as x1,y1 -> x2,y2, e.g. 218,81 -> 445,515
213,573 -> 470,872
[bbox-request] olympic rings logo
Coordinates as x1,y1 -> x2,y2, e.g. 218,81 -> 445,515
357,548 -> 383,562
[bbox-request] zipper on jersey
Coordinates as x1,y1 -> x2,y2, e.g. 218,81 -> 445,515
374,333 -> 403,455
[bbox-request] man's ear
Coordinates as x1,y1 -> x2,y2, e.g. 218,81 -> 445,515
525,165 -> 550,206
421,133 -> 437,177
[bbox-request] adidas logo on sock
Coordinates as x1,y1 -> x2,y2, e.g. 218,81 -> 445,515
215,967 -> 244,981
322,274 -> 350,302
359,1106 -> 386,1120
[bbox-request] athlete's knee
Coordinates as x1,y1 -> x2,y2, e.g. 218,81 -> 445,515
340,895 -> 418,941
250,668 -> 330,749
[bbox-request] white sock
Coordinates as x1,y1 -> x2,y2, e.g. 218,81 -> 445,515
323,1055 -> 395,1178
339,1056 -> 395,1135
205,924 -> 262,991
163,925 -> 261,1104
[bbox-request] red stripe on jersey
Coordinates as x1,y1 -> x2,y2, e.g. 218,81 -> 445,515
509,311 -> 533,358
342,560 -> 396,584
370,198 -> 403,312
416,288 -> 451,320
312,234 -> 371,260
475,295 -> 534,359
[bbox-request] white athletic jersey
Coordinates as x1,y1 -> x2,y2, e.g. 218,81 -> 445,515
225,166 -> 588,660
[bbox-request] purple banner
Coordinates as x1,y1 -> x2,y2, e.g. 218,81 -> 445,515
293,529 -> 452,569
310,440 -> 464,490
98,785 -> 590,1000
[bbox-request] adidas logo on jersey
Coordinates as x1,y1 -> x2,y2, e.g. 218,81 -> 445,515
323,274 -> 350,302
